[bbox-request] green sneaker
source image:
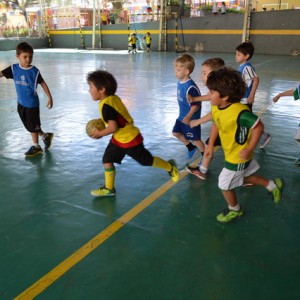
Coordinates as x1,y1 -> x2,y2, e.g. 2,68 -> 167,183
25,145 -> 43,157
168,159 -> 179,183
43,133 -> 54,150
271,178 -> 284,204
216,208 -> 244,223
91,186 -> 116,197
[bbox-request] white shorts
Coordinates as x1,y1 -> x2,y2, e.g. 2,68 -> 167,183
218,159 -> 260,190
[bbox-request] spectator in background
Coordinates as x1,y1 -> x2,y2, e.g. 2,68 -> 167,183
212,2 -> 219,16
221,2 -> 227,15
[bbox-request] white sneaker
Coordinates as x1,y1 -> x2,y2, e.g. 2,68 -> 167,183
259,132 -> 272,149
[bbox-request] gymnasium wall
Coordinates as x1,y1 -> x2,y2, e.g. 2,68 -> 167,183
0,10 -> 299,56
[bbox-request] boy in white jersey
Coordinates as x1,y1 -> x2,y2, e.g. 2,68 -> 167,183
0,42 -> 53,157
236,41 -> 271,149
205,67 -> 283,223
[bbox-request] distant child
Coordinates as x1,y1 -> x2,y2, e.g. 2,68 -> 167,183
273,83 -> 300,165
236,41 -> 272,149
188,58 -> 225,179
87,70 -> 179,197
144,32 -> 152,52
212,2 -> 219,15
128,33 -> 137,53
205,67 -> 283,223
221,2 -> 226,14
0,42 -> 53,157
173,54 -> 205,166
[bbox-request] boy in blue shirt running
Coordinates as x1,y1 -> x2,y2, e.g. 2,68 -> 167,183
0,42 -> 54,157
172,54 -> 205,166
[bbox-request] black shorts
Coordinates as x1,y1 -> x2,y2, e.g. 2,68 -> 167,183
103,141 -> 154,166
18,103 -> 41,133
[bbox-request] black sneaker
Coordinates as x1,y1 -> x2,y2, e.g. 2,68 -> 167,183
25,145 -> 43,157
43,133 -> 54,150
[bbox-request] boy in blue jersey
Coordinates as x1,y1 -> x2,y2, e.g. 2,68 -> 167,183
172,54 -> 205,166
206,67 -> 284,223
0,42 -> 53,157
236,41 -> 272,149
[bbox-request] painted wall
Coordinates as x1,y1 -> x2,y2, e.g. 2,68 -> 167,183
1,10 -> 299,56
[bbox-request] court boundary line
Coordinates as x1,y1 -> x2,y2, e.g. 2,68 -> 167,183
14,171 -> 188,299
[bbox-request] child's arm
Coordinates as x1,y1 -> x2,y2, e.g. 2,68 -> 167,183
182,104 -> 199,125
205,123 -> 219,158
91,119 -> 118,139
188,94 -> 210,103
40,81 -> 53,109
239,120 -> 264,161
247,76 -> 259,104
190,112 -> 212,128
273,89 -> 294,102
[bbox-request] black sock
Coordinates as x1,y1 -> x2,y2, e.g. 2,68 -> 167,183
186,143 -> 196,151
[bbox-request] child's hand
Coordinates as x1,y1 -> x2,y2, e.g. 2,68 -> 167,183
190,119 -> 200,128
90,128 -> 102,139
182,116 -> 190,125
187,94 -> 195,103
239,148 -> 252,161
272,95 -> 280,102
47,98 -> 53,109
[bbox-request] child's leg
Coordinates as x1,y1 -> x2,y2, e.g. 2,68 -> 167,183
103,162 -> 116,190
216,189 -> 244,223
172,132 -> 191,146
222,190 -> 238,208
152,157 -> 179,183
244,174 -> 284,204
152,157 -> 171,172
31,132 -> 39,145
127,144 -> 179,183
193,139 -> 205,153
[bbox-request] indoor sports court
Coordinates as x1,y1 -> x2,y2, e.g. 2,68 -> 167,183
0,49 -> 300,299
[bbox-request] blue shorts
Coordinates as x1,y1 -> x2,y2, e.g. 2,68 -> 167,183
172,119 -> 201,141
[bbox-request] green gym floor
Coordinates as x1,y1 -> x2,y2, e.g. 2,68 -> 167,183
0,49 -> 300,300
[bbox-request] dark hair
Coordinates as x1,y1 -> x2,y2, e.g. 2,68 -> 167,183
202,58 -> 225,71
206,67 -> 246,103
86,70 -> 117,96
16,42 -> 34,55
236,42 -> 254,60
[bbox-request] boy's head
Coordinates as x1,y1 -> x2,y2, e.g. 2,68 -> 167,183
201,58 -> 225,85
87,70 -> 117,100
16,42 -> 34,56
16,42 -> 34,68
235,42 -> 254,62
206,67 -> 246,104
174,54 -> 195,80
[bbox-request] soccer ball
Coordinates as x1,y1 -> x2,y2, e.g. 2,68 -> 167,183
86,118 -> 105,137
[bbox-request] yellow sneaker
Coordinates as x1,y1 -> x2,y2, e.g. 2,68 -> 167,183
91,187 -> 116,197
168,159 -> 179,183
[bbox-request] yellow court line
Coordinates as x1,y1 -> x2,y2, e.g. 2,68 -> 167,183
14,171 -> 188,300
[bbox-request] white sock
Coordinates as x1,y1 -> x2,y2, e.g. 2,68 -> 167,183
199,164 -> 208,174
33,143 -> 39,148
229,204 -> 240,211
266,180 -> 276,192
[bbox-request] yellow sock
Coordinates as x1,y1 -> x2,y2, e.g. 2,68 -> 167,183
152,157 -> 172,172
104,167 -> 116,190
